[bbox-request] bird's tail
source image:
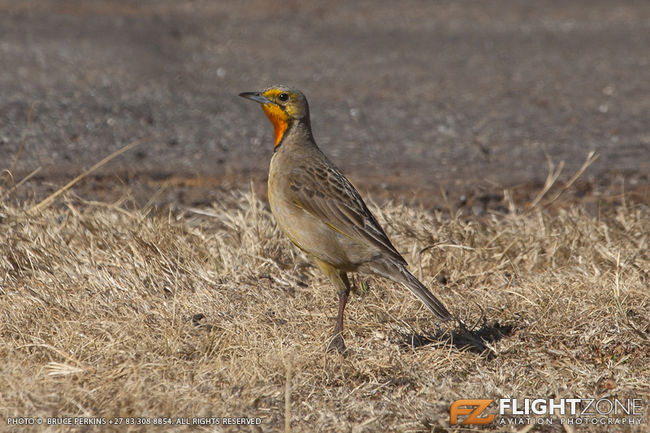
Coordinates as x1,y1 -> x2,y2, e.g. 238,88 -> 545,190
373,260 -> 452,321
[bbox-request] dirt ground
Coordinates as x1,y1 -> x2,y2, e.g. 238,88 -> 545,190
1,0 -> 648,210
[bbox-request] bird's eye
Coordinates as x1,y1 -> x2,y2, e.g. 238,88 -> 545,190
278,93 -> 289,102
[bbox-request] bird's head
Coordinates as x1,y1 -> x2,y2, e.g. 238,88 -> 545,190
239,85 -> 310,147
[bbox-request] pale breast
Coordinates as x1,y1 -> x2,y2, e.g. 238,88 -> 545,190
268,153 -> 360,269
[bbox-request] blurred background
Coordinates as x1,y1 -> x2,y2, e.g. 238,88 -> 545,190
1,0 -> 648,210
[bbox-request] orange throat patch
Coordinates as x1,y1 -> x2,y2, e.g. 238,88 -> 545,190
261,104 -> 289,147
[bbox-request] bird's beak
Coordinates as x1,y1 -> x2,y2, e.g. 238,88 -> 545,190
239,92 -> 273,105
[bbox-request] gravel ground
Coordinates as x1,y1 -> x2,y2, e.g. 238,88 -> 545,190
1,0 -> 648,207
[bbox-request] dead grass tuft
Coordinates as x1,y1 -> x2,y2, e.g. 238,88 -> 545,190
0,187 -> 648,432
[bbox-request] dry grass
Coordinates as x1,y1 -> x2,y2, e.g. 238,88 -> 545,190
0,185 -> 648,433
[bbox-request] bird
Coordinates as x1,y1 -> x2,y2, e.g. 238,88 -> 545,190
239,85 -> 452,352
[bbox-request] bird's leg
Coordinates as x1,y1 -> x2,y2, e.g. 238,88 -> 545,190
314,259 -> 351,353
329,279 -> 350,353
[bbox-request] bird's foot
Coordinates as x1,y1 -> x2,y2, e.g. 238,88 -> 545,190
327,333 -> 346,354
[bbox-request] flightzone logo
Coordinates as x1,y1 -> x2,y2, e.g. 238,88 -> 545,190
450,400 -> 494,425
450,398 -> 645,427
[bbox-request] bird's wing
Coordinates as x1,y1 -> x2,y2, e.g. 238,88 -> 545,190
287,161 -> 407,266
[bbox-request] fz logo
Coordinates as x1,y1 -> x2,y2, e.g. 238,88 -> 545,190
450,399 -> 495,425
